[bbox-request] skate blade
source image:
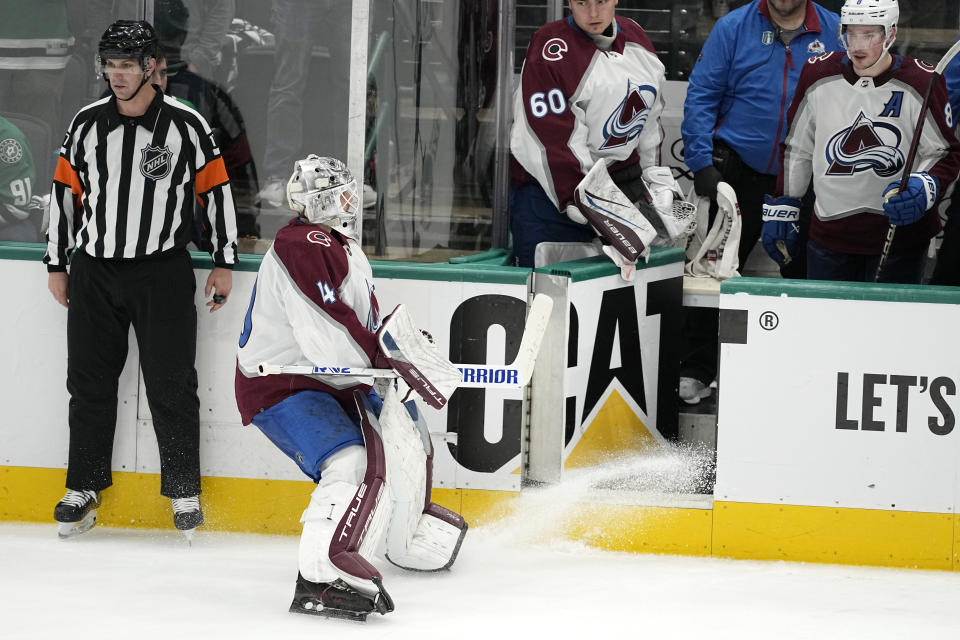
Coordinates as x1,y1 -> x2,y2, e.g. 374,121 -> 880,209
57,510 -> 97,539
289,602 -> 368,622
180,528 -> 196,546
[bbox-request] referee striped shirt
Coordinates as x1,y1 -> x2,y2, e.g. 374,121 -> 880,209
44,86 -> 238,271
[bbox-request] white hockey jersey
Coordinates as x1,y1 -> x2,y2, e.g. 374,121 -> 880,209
510,16 -> 665,209
779,52 -> 960,254
235,218 -> 381,424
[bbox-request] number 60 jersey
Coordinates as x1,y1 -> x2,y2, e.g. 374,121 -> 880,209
510,15 -> 666,209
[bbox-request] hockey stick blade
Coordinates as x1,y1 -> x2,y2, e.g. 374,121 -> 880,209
510,293 -> 553,386
257,294 -> 554,389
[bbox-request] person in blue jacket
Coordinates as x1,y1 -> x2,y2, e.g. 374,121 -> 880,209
929,32 -> 960,286
677,0 -> 841,404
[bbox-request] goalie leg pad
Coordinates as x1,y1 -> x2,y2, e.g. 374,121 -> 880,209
378,385 -> 469,571
297,392 -> 395,612
685,181 -> 742,280
324,391 -> 394,609
299,444 -> 366,584
390,505 -> 468,572
251,390 -> 364,482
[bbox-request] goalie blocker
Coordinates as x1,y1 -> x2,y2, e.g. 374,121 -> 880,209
572,159 -> 696,279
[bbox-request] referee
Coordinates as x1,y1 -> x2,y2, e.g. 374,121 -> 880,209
43,20 -> 238,539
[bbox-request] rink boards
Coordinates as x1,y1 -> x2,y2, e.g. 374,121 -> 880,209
714,278 -> 960,571
2,244 -> 960,571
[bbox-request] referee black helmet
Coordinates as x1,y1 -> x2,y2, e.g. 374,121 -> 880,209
97,20 -> 159,77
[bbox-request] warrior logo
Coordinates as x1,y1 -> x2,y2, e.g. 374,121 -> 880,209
600,80 -> 657,150
824,112 -> 904,177
0,138 -> 23,164
139,144 -> 173,180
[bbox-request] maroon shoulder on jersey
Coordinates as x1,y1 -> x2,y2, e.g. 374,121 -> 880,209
615,16 -> 656,55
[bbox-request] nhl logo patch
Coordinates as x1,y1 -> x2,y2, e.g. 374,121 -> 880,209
140,144 -> 173,180
761,31 -> 774,46
0,138 -> 23,164
807,39 -> 825,55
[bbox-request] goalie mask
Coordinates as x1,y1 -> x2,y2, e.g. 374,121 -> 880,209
287,155 -> 361,241
839,0 -> 898,55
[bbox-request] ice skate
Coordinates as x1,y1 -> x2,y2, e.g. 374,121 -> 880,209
171,496 -> 203,543
679,376 -> 712,405
289,572 -> 392,622
54,490 -> 101,539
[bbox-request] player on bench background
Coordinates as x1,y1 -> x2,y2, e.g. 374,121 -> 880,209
234,155 -> 466,621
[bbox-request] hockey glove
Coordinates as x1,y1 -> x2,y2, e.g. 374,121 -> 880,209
565,203 -> 587,225
693,165 -> 722,200
761,195 -> 801,267
882,172 -> 939,226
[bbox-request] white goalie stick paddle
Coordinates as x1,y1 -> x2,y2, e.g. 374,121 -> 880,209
875,38 -> 960,282
258,294 -> 554,389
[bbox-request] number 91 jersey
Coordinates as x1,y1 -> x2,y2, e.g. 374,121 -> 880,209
510,16 -> 666,209
0,115 -> 35,219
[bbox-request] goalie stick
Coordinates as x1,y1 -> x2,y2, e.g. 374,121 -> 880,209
258,293 -> 554,389
874,39 -> 960,282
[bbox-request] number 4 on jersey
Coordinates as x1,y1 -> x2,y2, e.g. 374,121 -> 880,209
317,280 -> 337,304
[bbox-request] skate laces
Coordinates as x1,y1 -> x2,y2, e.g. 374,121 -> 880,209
171,496 -> 201,514
60,489 -> 96,507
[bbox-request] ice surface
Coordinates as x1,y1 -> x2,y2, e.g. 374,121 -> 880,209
2,519 -> 958,639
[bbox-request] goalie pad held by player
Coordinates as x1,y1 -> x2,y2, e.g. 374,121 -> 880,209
685,181 -> 742,280
572,159 -> 657,272
571,160 -> 695,279
376,304 -> 461,410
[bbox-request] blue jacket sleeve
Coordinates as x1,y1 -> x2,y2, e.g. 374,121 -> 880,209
946,35 -> 960,129
681,20 -> 734,174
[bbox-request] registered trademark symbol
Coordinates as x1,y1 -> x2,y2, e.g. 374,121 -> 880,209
759,311 -> 779,330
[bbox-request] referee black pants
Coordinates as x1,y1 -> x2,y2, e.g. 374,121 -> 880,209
65,250 -> 201,498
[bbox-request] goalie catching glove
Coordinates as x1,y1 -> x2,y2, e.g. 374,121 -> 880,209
375,304 -> 461,409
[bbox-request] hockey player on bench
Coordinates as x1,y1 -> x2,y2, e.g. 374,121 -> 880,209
234,155 -> 466,621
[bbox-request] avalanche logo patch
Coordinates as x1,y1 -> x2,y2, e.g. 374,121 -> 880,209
807,39 -> 825,55
541,37 -> 568,62
139,144 -> 173,180
0,138 -> 23,164
599,80 -> 657,150
306,230 -> 331,246
825,111 -> 904,177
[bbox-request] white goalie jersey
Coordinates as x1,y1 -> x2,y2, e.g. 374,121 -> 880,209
235,218 -> 382,424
